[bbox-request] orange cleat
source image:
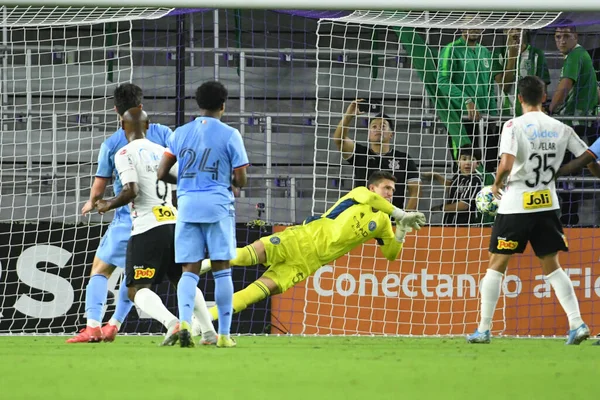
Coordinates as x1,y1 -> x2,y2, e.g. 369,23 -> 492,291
66,326 -> 103,343
101,324 -> 119,342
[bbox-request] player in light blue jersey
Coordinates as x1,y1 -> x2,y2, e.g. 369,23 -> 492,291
158,81 -> 249,348
68,84 -> 173,343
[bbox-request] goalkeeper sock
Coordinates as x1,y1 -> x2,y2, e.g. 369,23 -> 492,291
85,274 -> 108,327
546,268 -> 585,330
231,245 -> 259,266
213,269 -> 234,335
193,287 -> 216,334
478,269 -> 503,332
177,272 -> 200,326
209,280 -> 271,321
134,288 -> 178,330
112,274 -> 134,328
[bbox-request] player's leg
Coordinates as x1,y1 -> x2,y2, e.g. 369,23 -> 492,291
96,220 -> 135,341
531,211 -> 589,345
204,215 -> 238,348
468,214 -> 528,344
174,221 -> 206,348
66,256 -> 115,343
199,239 -> 267,275
208,275 -> 279,321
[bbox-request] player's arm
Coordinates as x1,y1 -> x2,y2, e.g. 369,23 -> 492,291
436,201 -> 470,212
493,120 -> 518,199
333,100 -> 361,160
494,43 -> 519,89
82,142 -> 112,216
557,132 -> 600,179
404,157 -> 421,211
549,78 -> 574,114
95,152 -> 139,214
348,186 -> 426,230
157,152 -> 177,184
376,220 -> 413,261
228,129 -> 250,189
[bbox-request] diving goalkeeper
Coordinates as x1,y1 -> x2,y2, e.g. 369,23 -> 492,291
203,171 -> 426,320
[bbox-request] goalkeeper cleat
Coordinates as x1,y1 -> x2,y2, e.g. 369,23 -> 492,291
66,326 -> 103,343
199,259 -> 212,276
466,329 -> 491,344
565,324 -> 590,345
200,332 -> 218,346
179,321 -> 195,348
160,322 -> 180,346
216,335 -> 237,348
101,324 -> 118,343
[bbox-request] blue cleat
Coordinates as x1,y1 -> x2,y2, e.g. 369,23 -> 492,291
466,329 -> 491,344
565,324 -> 590,345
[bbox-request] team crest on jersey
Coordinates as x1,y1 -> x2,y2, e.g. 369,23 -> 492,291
483,59 -> 490,68
388,159 -> 400,170
368,221 -> 377,231
270,236 -> 281,245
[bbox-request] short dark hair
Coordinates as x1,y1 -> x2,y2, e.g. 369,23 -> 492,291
555,19 -> 577,33
367,171 -> 397,187
458,145 -> 481,161
113,83 -> 143,116
195,81 -> 228,111
517,76 -> 546,106
370,113 -> 395,133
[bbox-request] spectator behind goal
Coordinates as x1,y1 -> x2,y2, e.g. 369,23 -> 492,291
424,146 -> 483,225
332,99 -> 421,210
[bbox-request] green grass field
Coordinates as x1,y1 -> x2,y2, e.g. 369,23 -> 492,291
1,336 -> 599,400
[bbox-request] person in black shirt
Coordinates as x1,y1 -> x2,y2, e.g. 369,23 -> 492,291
425,146 -> 483,225
332,99 -> 421,209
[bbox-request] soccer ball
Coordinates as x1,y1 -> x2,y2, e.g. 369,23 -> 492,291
475,186 -> 499,216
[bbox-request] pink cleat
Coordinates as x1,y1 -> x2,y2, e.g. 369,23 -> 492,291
66,326 -> 103,343
101,324 -> 119,342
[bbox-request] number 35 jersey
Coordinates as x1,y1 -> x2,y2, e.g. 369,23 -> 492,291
114,138 -> 176,235
498,111 -> 587,214
165,117 -> 249,223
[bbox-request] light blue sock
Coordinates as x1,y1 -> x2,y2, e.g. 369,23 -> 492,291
178,271 -> 199,326
213,269 -> 233,336
85,275 -> 108,323
112,274 -> 134,323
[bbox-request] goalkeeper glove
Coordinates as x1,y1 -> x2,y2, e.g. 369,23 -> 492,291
395,226 -> 412,243
391,208 -> 426,230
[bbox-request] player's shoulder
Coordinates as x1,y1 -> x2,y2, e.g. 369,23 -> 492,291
103,128 -> 126,151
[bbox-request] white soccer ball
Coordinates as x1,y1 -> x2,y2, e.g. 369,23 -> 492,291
475,186 -> 499,216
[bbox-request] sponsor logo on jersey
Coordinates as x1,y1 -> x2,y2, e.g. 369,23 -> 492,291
270,236 -> 281,245
524,124 -> 558,141
119,149 -> 127,155
562,234 -> 569,248
134,267 -> 156,280
523,189 -> 552,210
497,239 -> 519,250
506,120 -> 513,128
368,221 -> 377,231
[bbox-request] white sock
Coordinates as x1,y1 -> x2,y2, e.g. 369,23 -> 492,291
546,268 -> 585,330
87,319 -> 101,328
108,317 -> 122,331
133,288 -> 178,330
478,269 -> 504,332
193,287 -> 217,335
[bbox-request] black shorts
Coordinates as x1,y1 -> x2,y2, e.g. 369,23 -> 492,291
489,210 -> 568,257
125,224 -> 181,287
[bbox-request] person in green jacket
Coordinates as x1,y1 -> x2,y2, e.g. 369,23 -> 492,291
437,26 -> 511,173
549,24 -> 600,226
496,29 -> 551,117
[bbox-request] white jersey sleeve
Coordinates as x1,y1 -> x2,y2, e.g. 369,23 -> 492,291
499,119 -> 518,157
114,149 -> 138,185
566,126 -> 588,158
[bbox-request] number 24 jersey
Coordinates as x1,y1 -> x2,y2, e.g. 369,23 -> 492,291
498,111 -> 587,214
114,138 -> 176,235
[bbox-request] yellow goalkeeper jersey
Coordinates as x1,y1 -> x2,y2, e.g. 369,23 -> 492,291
300,187 -> 403,264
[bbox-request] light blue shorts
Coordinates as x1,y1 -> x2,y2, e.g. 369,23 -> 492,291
175,216 -> 236,263
96,218 -> 131,269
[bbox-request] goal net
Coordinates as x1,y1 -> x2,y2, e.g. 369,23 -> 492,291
301,10 -> 600,337
1,7 -> 599,338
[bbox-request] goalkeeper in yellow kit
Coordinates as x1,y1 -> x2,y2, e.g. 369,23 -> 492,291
202,171 -> 426,321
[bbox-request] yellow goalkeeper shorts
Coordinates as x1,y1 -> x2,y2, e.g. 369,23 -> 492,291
259,228 -> 322,293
